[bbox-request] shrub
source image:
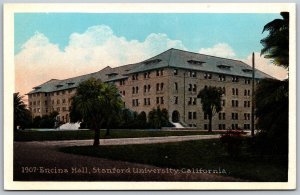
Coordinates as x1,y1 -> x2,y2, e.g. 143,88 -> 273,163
220,130 -> 246,158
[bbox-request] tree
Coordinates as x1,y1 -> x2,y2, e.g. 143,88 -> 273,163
260,12 -> 289,68
197,86 -> 222,132
148,107 -> 170,129
255,79 -> 288,154
99,83 -> 124,136
70,78 -> 105,146
254,12 -> 289,155
14,92 -> 32,130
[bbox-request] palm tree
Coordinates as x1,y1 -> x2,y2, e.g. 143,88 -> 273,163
197,86 -> 222,132
14,92 -> 31,130
260,12 -> 289,68
99,83 -> 124,136
70,78 -> 105,146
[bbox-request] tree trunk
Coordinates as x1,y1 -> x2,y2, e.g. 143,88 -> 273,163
208,115 -> 212,132
93,129 -> 100,146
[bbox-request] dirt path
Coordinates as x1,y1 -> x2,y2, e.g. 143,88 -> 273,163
14,136 -> 245,182
26,134 -> 221,147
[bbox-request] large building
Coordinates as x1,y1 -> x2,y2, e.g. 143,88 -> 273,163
27,48 -> 271,130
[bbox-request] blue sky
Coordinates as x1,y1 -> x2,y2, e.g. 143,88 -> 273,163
14,13 -> 279,58
15,13 -> 288,96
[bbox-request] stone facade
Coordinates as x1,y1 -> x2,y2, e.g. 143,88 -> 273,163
27,48 -> 269,130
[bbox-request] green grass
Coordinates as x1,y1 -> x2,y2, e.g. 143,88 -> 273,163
60,139 -> 288,182
14,129 -> 219,141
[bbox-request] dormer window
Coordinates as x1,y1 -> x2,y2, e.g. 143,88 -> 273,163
33,86 -> 41,90
217,65 -> 232,70
242,69 -> 253,73
144,59 -> 162,65
56,84 -> 63,88
107,72 -> 118,79
67,82 -> 75,86
187,60 -> 205,65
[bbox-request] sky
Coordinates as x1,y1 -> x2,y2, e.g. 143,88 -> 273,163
14,13 -> 288,96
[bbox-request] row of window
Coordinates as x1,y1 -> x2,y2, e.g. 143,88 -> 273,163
31,106 -> 71,113
130,68 -> 253,84
29,89 -> 75,98
187,124 -> 251,130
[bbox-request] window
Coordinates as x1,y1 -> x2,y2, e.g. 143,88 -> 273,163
204,73 -> 212,79
57,107 -> 60,112
231,113 -> 238,120
244,113 -> 250,120
120,80 -> 125,85
232,100 -> 238,107
219,124 -> 226,130
188,84 -> 192,91
62,99 -> 66,103
144,72 -> 150,79
245,79 -> 251,84
221,100 -> 226,107
244,101 -> 251,107
219,112 -> 226,120
193,84 -> 197,92
45,93 -> 48,97
174,82 -> 178,91
189,71 -> 196,77
160,83 -> 164,91
232,88 -> 238,96
44,101 -> 47,105
147,98 -> 150,105
188,97 -> 192,105
188,112 -> 192,119
244,124 -> 250,129
148,85 -> 151,92
156,83 -> 160,91
160,97 -> 164,104
222,87 -> 226,95
156,70 -> 160,76
56,91 -> 60,95
57,99 -> 60,105
136,86 -> 139,94
62,91 -> 65,95
193,112 -> 197,119
52,100 -> 54,105
174,96 -> 178,104
132,87 -> 135,94
156,97 -> 159,104
144,85 -> 147,93
37,108 -> 40,113
219,75 -> 226,81
174,69 -> 178,75
63,107 -> 66,111
232,76 -> 239,82
193,98 -> 197,105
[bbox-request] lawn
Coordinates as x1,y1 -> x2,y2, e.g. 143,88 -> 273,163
14,129 -> 219,141
60,139 -> 288,182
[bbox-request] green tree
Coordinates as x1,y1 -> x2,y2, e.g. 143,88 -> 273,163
148,107 -> 170,129
70,78 -> 105,146
254,12 -> 289,155
197,86 -> 222,132
14,92 -> 32,130
255,79 -> 288,154
99,83 -> 124,136
260,12 -> 289,68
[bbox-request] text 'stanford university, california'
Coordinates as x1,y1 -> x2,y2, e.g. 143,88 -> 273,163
27,48 -> 272,130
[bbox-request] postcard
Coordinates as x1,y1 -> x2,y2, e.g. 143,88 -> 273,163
3,3 -> 296,190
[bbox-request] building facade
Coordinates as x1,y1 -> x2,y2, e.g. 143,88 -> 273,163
27,48 -> 271,130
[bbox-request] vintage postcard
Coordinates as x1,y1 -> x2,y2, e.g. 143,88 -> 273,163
3,3 -> 296,190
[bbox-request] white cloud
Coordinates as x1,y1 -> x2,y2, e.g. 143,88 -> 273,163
199,43 -> 236,58
242,52 -> 288,80
15,25 -> 186,96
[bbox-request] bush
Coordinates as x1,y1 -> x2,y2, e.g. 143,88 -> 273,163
220,130 -> 246,158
